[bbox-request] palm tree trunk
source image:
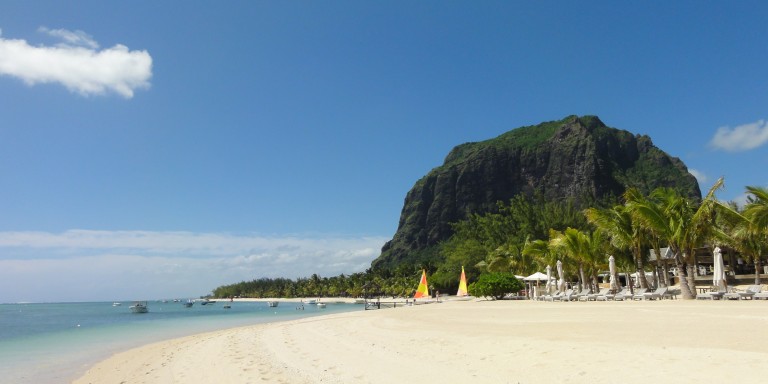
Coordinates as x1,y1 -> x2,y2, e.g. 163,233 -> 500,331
634,247 -> 649,289
686,264 -> 697,297
579,264 -> 586,292
676,260 -> 695,300
625,267 -> 634,294
755,258 -> 762,285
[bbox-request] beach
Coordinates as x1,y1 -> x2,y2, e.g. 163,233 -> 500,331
73,298 -> 768,384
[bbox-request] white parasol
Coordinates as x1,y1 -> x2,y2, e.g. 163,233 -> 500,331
609,255 -> 618,291
556,260 -> 565,292
712,246 -> 727,291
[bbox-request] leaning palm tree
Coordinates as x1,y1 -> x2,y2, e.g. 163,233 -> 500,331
549,228 -> 590,291
718,187 -> 768,285
585,202 -> 650,289
629,178 -> 724,299
745,186 -> 768,228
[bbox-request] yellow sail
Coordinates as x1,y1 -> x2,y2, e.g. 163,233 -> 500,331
414,270 -> 429,298
456,266 -> 468,296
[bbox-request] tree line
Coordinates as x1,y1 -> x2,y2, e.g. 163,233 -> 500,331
212,179 -> 768,301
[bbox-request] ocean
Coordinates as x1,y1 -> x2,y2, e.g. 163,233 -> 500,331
0,300 -> 361,383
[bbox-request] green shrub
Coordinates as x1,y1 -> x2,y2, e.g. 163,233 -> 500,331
468,272 -> 524,300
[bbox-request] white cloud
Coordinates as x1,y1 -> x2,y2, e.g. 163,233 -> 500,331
688,168 -> 707,183
709,120 -> 768,152
38,26 -> 99,49
0,230 -> 388,303
0,28 -> 152,98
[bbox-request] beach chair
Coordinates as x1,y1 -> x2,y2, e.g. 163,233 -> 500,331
613,288 -> 637,301
699,287 -> 727,300
543,290 -> 563,302
587,288 -> 610,301
642,286 -> 668,300
573,288 -> 591,302
553,289 -> 573,301
587,288 -> 613,301
630,288 -> 648,300
600,288 -> 627,301
753,288 -> 768,300
724,285 -> 762,300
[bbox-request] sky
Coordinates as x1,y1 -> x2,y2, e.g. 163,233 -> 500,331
1,1 -> 767,302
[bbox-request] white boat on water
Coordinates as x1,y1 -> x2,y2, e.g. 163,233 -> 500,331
183,300 -> 194,308
112,302 -> 122,307
267,301 -> 279,307
129,301 -> 148,313
303,299 -> 317,305
316,302 -> 326,308
199,299 -> 217,305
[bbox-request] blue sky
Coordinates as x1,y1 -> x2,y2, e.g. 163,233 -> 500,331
1,1 -> 767,302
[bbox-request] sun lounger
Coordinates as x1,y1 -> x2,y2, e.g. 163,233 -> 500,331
642,287 -> 667,300
698,287 -> 727,300
600,288 -> 627,301
630,288 -> 648,300
614,288 -> 639,301
571,288 -> 591,302
724,285 -> 762,300
553,289 -> 574,301
754,288 -> 768,300
543,290 -> 563,302
587,288 -> 610,301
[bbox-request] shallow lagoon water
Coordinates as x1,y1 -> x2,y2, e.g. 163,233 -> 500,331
0,300 -> 359,383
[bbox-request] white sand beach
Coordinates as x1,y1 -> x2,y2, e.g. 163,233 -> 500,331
74,299 -> 768,384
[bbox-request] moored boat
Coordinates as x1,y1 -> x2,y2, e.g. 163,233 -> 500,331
267,301 -> 279,307
129,301 -> 148,313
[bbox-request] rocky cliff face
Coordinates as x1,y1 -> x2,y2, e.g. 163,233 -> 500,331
372,115 -> 701,269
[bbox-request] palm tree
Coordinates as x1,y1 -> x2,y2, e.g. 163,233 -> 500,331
719,187 -> 768,285
585,202 -> 650,290
549,228 -> 591,291
628,178 -> 724,299
745,186 -> 768,228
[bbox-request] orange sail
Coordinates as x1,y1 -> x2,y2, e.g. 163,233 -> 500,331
456,266 -> 468,296
414,270 -> 429,298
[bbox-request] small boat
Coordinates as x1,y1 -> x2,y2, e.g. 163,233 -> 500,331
303,299 -> 317,305
353,298 -> 366,304
183,300 -> 194,308
129,301 -> 148,313
223,304 -> 231,309
267,301 -> 279,307
112,302 -> 122,306
317,302 -> 327,308
199,299 -> 217,305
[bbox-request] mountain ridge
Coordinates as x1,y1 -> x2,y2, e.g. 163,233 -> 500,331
372,115 -> 701,270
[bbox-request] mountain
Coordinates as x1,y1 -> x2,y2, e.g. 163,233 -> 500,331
372,115 -> 701,270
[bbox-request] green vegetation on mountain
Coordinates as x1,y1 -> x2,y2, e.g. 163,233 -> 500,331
372,115 -> 701,273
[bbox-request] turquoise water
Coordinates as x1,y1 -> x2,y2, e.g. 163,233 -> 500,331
0,300 -> 360,383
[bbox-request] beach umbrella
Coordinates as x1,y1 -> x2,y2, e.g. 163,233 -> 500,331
523,272 -> 549,281
556,260 -> 565,292
713,247 -> 727,291
545,265 -> 552,294
609,255 -> 618,291
524,272 -> 548,299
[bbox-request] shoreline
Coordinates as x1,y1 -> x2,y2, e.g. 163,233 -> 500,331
74,299 -> 768,383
